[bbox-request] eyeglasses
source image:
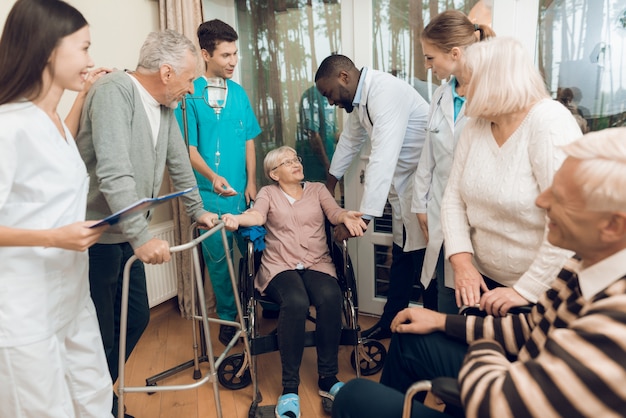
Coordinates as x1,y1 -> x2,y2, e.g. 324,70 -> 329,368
272,155 -> 302,171
271,155 -> 302,171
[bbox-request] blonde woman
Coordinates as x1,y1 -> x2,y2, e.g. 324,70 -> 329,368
441,37 -> 581,315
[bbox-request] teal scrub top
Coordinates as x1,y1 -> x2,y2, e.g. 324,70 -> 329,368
176,77 -> 261,213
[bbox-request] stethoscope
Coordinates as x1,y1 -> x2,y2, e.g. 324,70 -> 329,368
425,94 -> 445,134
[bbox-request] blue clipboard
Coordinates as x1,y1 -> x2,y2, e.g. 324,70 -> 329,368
90,186 -> 197,228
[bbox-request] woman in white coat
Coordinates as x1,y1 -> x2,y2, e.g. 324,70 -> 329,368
0,0 -> 112,416
412,10 -> 495,313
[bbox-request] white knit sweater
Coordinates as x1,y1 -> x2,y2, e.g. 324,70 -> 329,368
441,99 -> 581,302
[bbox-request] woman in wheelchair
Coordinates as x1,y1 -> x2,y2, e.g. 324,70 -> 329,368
221,146 -> 367,418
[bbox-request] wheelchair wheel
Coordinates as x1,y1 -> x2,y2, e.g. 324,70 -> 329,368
217,353 -> 251,390
351,340 -> 386,376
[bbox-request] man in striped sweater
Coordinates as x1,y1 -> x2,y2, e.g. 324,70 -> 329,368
332,127 -> 626,418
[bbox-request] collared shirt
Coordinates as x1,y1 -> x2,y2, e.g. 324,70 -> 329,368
576,247 -> 626,299
352,67 -> 368,108
450,77 -> 465,122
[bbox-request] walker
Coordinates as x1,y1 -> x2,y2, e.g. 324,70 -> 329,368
116,221 -> 252,418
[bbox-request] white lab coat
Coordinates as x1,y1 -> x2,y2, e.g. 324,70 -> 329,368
0,102 -> 112,416
411,81 -> 467,288
329,69 -> 429,251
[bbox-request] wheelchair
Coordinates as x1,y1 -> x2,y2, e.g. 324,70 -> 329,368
217,223 -> 387,417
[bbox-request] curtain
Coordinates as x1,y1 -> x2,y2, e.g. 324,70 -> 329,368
159,0 -> 214,318
159,0 -> 205,77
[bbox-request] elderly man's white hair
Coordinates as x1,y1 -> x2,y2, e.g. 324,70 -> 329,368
562,127 -> 626,212
137,29 -> 196,74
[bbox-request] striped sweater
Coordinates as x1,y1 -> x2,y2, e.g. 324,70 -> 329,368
445,258 -> 626,417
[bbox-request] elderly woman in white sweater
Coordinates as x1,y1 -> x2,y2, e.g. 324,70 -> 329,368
441,37 -> 582,316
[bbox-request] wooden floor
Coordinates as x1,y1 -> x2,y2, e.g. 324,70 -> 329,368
119,299 -> 387,418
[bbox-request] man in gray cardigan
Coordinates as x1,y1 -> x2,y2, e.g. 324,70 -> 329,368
77,30 -> 217,418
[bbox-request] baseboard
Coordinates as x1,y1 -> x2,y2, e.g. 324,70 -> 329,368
149,297 -> 178,320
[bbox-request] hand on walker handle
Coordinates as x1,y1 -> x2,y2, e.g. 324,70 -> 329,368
197,212 -> 219,230
134,238 -> 171,265
220,213 -> 240,231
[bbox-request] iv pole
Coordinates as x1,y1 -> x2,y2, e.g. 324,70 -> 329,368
145,80 -> 228,386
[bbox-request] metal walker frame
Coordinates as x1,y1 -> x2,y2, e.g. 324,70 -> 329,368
116,221 -> 252,418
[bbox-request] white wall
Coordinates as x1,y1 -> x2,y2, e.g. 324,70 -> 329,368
0,0 -> 160,118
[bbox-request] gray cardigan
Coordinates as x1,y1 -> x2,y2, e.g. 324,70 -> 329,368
77,70 -> 206,248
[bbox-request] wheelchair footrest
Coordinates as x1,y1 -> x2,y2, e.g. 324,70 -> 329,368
254,405 -> 276,418
339,328 -> 359,346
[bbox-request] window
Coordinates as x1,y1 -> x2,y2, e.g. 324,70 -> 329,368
538,0 -> 626,131
372,0 -> 491,103
235,0 -> 343,195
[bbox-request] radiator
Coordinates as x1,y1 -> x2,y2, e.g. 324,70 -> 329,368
145,221 -> 178,308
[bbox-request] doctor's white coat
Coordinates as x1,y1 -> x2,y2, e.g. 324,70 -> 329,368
329,68 -> 429,251
412,81 -> 467,288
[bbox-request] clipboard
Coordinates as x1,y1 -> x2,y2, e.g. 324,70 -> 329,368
90,186 -> 198,228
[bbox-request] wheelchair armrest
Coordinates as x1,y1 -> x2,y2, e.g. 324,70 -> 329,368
402,380 -> 432,418
458,305 -> 483,316
459,304 -> 533,317
431,377 -> 462,407
402,377 -> 461,418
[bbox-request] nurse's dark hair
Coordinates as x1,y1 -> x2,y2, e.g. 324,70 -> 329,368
197,19 -> 238,56
315,54 -> 356,82
0,0 -> 88,105
421,10 -> 495,53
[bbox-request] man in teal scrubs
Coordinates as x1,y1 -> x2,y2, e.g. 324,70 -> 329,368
297,85 -> 338,183
176,19 -> 261,345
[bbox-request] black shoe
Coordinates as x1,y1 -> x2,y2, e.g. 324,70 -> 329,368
361,322 -> 392,340
219,324 -> 238,346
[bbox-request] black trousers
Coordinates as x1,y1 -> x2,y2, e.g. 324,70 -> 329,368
332,332 -> 467,418
379,244 -> 435,328
88,243 -> 150,385
264,269 -> 343,390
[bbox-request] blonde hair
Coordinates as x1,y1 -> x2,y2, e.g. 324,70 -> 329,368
562,127 -> 626,212
263,146 -> 297,182
422,10 -> 495,53
464,37 -> 549,117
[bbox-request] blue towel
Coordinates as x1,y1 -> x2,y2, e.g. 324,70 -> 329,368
238,225 -> 266,252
